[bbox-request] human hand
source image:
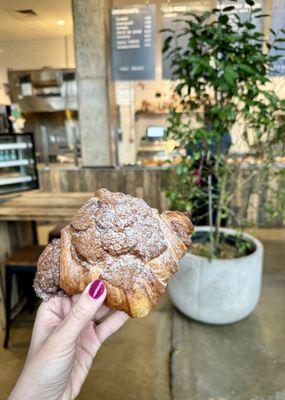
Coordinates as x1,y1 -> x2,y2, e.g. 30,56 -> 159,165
9,280 -> 129,400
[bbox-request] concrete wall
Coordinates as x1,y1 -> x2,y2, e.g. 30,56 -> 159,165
72,0 -> 115,167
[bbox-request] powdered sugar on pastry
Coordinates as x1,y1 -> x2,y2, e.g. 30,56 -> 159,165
33,239 -> 62,301
34,188 -> 194,317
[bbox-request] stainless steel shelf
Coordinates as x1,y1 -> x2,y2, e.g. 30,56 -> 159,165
0,175 -> 34,185
0,159 -> 34,168
0,142 -> 32,150
17,96 -> 78,113
0,133 -> 38,194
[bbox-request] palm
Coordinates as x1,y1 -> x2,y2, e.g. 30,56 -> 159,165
29,295 -> 128,399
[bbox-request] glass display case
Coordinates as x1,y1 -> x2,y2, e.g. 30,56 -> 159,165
0,133 -> 38,195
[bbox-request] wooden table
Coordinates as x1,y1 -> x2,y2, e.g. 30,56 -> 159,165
0,190 -> 93,327
0,190 -> 93,222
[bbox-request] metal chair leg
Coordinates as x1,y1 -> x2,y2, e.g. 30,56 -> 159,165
25,272 -> 36,313
3,267 -> 12,348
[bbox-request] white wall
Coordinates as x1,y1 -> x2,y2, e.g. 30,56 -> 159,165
0,36 -> 75,104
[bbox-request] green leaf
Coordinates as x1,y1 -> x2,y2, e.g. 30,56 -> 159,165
252,8 -> 263,13
193,151 -> 201,161
254,14 -> 269,18
218,14 -> 229,24
244,22 -> 256,30
162,36 -> 173,53
239,64 -> 255,74
175,82 -> 185,95
159,28 -> 174,34
270,28 -> 276,36
223,6 -> 235,12
224,66 -> 238,85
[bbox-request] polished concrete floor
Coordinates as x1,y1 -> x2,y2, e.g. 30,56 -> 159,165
0,229 -> 284,400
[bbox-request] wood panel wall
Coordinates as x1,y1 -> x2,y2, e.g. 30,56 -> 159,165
39,167 -> 170,211
38,166 -> 284,227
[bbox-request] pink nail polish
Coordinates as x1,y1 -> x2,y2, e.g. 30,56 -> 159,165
89,279 -> 105,299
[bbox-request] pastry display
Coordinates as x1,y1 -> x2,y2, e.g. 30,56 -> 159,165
34,188 -> 193,317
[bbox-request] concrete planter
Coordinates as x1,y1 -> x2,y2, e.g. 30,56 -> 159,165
168,227 -> 264,324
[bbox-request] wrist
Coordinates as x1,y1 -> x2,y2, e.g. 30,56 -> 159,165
8,362 -> 65,400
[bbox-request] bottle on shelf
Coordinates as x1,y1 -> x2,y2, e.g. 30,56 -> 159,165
11,149 -> 17,160
4,150 -> 10,161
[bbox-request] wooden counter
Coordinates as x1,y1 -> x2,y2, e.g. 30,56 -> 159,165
0,191 -> 93,222
37,165 -> 284,227
38,166 -> 169,211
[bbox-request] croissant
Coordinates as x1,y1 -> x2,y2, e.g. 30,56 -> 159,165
34,188 -> 193,318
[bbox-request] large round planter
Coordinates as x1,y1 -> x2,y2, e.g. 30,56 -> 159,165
168,227 -> 264,324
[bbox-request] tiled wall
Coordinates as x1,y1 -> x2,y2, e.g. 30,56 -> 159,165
0,36 -> 75,104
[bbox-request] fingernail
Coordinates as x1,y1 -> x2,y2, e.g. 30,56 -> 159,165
89,279 -> 105,299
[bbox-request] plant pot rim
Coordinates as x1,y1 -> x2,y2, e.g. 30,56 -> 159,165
188,226 -> 263,263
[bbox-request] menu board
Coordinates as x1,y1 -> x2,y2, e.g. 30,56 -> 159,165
111,5 -> 156,80
269,0 -> 285,76
161,3 -> 210,80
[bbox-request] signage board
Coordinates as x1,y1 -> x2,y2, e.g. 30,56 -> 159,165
111,5 -> 156,80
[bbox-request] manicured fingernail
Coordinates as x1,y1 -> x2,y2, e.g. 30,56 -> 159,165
89,279 -> 105,299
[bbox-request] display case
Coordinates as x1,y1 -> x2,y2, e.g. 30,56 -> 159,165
0,133 -> 38,195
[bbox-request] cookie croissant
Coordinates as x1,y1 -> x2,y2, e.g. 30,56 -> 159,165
34,188 -> 194,317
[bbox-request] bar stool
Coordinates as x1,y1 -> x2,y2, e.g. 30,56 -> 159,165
3,244 -> 45,348
48,223 -> 66,242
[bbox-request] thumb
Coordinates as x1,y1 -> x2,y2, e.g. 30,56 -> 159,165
59,279 -> 106,342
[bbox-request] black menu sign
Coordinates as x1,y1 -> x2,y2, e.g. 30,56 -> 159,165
111,5 -> 156,80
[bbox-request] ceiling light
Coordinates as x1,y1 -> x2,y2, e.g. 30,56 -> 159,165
57,19 -> 65,26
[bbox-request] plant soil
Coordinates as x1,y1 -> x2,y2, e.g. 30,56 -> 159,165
190,242 -> 247,259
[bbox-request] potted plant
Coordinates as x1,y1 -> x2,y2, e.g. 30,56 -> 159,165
163,0 -> 285,324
